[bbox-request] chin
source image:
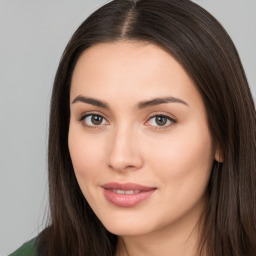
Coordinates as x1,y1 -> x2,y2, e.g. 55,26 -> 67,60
98,212 -> 159,237
105,224 -> 151,237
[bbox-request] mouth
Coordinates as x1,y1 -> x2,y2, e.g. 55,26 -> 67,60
109,189 -> 141,194
101,182 -> 157,207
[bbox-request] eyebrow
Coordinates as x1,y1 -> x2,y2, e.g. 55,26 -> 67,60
71,95 -> 188,109
72,95 -> 110,109
137,97 -> 188,109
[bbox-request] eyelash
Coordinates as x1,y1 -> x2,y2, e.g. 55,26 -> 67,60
145,113 -> 177,130
79,111 -> 108,129
79,112 -> 177,130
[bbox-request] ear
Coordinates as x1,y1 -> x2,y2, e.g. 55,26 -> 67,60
214,145 -> 224,163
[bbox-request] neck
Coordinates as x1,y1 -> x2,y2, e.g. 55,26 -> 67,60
115,202 -> 206,256
116,226 -> 200,256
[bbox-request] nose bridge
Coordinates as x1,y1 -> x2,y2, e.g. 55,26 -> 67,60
108,122 -> 142,171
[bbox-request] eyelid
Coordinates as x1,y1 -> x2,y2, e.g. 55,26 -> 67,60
78,111 -> 110,128
144,112 -> 177,129
77,111 -> 177,129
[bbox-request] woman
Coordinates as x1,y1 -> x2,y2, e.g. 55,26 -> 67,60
11,0 -> 256,255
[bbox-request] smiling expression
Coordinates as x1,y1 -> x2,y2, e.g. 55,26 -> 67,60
68,41 -> 220,237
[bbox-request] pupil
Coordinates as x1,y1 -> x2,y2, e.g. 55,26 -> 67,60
92,115 -> 102,125
156,116 -> 167,126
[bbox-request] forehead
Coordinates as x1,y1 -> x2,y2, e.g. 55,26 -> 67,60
72,41 -> 184,80
70,40 -> 201,108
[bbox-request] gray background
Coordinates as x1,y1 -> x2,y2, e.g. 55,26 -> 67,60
0,1 -> 255,255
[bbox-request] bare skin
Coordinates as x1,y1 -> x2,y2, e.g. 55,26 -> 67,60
69,41 -> 220,256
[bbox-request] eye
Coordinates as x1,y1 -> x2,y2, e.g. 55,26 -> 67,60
80,114 -> 108,127
146,114 -> 176,128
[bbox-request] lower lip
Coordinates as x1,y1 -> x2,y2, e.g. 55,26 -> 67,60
103,188 -> 156,207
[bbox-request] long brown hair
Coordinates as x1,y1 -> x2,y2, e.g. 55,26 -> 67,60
38,0 -> 256,255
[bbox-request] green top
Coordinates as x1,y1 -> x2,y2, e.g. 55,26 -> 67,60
9,238 -> 37,256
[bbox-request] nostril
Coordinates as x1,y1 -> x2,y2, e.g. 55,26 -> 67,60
108,156 -> 143,172
107,128 -> 143,171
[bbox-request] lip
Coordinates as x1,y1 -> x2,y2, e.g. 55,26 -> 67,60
101,182 -> 157,207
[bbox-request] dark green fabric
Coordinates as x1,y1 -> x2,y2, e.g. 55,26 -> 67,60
9,238 -> 37,256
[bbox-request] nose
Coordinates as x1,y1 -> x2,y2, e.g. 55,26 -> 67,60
107,124 -> 143,172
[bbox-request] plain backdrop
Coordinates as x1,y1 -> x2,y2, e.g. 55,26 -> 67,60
0,1 -> 255,255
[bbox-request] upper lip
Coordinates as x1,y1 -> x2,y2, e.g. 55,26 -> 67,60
101,182 -> 156,191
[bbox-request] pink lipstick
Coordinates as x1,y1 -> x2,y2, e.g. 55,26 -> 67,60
101,182 -> 156,207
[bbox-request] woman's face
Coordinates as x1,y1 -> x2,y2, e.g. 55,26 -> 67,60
69,41 -> 220,237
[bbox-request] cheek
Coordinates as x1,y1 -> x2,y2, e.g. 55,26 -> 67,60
68,128 -> 105,189
147,122 -> 214,190
141,124 -> 214,225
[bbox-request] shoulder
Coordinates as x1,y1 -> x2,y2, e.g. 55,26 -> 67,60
9,237 -> 37,256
